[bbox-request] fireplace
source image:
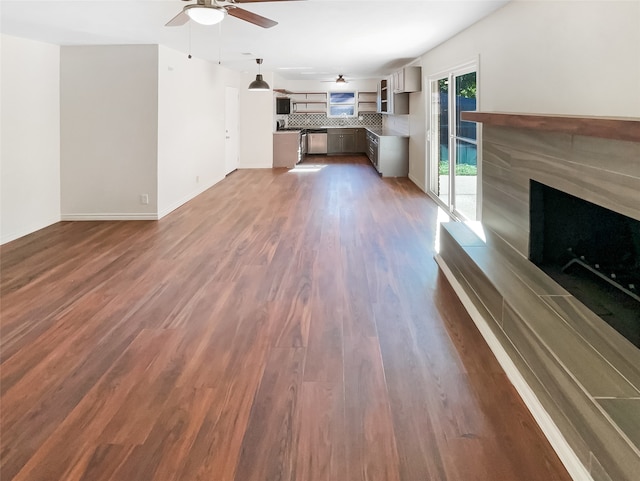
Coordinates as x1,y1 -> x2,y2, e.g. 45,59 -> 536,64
448,113 -> 640,481
529,180 -> 640,348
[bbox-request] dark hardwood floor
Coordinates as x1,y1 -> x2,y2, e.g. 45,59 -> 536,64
1,156 -> 572,481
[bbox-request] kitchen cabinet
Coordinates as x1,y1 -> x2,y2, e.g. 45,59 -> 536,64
377,77 -> 409,115
377,78 -> 390,114
366,130 -> 378,166
392,66 -> 421,93
273,131 -> 302,168
327,128 -> 357,154
356,128 -> 367,153
365,129 -> 409,177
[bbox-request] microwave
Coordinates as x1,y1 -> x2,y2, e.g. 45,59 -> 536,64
276,97 -> 291,115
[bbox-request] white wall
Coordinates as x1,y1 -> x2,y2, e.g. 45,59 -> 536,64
60,45 -> 159,219
408,87 -> 426,191
412,0 -> 640,192
1,35 -> 61,244
240,71 -> 274,168
425,1 -> 640,115
157,46 -> 234,217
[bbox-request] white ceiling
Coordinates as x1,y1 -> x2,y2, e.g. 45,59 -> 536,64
1,0 -> 509,80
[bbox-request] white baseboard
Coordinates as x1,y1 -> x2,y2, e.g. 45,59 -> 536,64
61,213 -> 158,221
239,164 -> 272,169
158,176 -> 225,219
434,254 -> 593,481
1,215 -> 61,245
408,172 -> 426,192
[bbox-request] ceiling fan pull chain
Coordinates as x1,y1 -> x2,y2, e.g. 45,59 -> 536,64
218,22 -> 222,64
188,21 -> 192,59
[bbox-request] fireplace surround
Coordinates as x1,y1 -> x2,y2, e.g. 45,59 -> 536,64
436,112 -> 640,481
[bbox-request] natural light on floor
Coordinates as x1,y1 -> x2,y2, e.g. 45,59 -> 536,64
289,164 -> 327,173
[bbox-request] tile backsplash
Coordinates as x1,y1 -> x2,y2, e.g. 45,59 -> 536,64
285,113 -> 382,127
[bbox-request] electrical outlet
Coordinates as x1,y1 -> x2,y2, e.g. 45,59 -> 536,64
140,194 -> 149,205
196,175 -> 200,183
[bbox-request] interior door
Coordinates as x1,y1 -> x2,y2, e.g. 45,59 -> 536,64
225,86 -> 239,174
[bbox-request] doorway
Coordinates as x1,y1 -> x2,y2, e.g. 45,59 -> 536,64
428,62 -> 479,220
225,86 -> 239,175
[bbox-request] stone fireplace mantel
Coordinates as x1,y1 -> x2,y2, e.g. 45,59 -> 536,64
437,112 -> 640,481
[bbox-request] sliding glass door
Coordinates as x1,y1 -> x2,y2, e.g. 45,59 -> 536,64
429,63 -> 479,220
431,78 -> 450,207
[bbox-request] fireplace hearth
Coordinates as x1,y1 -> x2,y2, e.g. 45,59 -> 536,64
529,180 -> 640,347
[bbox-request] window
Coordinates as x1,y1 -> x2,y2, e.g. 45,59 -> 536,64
328,92 -> 356,117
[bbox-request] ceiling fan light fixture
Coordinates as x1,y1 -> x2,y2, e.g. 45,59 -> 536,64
248,58 -> 270,91
336,74 -> 347,84
186,6 -> 225,26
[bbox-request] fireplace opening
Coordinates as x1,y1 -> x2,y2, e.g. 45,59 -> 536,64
529,180 -> 640,348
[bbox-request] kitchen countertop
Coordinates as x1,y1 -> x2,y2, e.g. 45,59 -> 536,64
273,130 -> 302,135
275,126 -> 409,138
364,127 -> 409,138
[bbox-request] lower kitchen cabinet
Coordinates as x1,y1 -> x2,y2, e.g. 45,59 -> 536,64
273,131 -> 302,168
356,128 -> 367,153
327,128 -> 357,154
366,130 -> 409,177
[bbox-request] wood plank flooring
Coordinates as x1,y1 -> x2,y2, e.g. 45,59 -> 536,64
1,156 -> 572,481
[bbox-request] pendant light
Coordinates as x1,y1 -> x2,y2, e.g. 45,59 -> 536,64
248,58 -> 270,91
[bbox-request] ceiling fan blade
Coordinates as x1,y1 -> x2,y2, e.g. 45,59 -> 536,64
165,10 -> 190,27
226,7 -> 278,28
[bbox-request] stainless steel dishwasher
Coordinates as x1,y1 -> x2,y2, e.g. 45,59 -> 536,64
307,128 -> 328,154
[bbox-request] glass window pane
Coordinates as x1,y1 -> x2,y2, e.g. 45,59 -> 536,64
436,78 -> 449,205
454,139 -> 477,220
455,72 -> 476,140
329,92 -> 355,104
329,105 -> 355,116
328,91 -> 355,117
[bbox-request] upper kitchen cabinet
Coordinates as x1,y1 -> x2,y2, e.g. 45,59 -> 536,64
378,78 -> 390,114
377,77 -> 409,115
392,66 -> 422,93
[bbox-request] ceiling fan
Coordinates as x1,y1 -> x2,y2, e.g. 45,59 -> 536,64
322,74 -> 348,84
166,0 -> 296,29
